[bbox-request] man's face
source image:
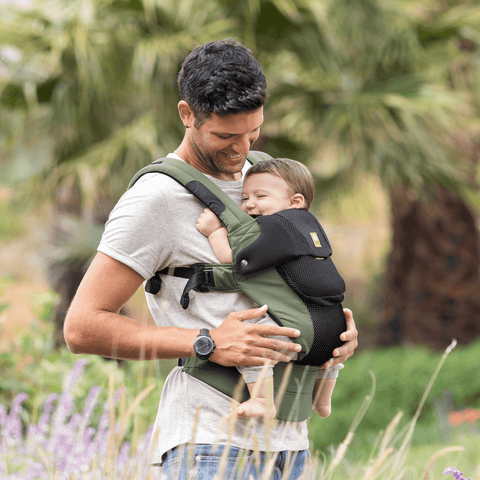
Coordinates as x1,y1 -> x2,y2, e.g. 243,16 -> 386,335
186,108 -> 264,180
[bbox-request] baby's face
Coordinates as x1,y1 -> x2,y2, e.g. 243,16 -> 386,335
241,173 -> 295,217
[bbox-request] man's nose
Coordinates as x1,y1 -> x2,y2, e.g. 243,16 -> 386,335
232,135 -> 252,156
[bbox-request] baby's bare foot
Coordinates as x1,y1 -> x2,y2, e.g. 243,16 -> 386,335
315,405 -> 331,418
236,400 -> 276,419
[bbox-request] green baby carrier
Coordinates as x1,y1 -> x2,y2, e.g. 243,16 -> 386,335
128,151 -> 346,421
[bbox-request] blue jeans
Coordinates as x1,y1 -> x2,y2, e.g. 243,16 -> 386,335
161,444 -> 313,480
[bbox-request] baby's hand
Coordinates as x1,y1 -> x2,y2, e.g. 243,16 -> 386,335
196,208 -> 223,237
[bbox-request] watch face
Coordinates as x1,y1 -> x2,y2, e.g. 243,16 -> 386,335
195,336 -> 213,355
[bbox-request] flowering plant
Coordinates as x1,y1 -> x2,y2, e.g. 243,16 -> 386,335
0,359 -> 156,479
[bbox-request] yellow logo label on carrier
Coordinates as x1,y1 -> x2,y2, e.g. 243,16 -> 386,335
310,232 -> 321,247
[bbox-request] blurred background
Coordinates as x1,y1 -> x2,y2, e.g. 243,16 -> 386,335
1,0 -> 480,473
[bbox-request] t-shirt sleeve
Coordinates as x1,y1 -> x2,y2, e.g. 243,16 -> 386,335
98,175 -> 175,280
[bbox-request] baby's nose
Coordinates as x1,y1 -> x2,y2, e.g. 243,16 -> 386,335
245,199 -> 255,210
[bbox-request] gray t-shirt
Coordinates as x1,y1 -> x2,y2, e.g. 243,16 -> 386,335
98,153 -> 310,464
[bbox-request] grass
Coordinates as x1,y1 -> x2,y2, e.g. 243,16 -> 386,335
1,297 -> 479,480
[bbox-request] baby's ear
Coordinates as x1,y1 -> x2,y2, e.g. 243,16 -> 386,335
291,193 -> 306,209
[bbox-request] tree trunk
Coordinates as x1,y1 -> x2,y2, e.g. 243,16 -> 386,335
379,183 -> 480,349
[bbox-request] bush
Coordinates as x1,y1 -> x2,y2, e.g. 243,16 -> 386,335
309,340 -> 480,459
0,289 -> 165,445
1,284 -> 479,473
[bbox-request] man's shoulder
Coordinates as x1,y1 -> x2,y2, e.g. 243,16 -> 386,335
130,170 -> 188,194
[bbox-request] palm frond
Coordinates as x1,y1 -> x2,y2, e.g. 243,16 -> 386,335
28,112 -> 169,206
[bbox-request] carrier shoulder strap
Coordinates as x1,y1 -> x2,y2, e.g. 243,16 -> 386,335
129,156 -> 247,230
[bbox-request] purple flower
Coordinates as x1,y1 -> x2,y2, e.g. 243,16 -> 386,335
0,359 -> 155,479
4,393 -> 28,443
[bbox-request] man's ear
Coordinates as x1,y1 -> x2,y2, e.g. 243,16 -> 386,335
178,101 -> 194,128
291,193 -> 307,209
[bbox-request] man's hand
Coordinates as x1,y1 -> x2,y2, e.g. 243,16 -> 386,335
210,305 -> 302,367
320,308 -> 358,368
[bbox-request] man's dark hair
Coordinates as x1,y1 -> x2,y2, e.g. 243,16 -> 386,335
177,39 -> 267,126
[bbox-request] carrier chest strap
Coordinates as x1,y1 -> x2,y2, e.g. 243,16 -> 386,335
145,265 -> 216,309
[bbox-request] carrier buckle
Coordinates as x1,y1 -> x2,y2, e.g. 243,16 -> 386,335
180,266 -> 215,309
201,268 -> 215,288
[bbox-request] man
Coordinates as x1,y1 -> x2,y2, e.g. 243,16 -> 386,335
64,39 -> 359,479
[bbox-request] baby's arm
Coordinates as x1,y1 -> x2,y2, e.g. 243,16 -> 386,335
196,208 -> 233,263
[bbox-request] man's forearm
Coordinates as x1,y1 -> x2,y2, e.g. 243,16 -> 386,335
64,308 -> 197,360
64,254 -> 303,366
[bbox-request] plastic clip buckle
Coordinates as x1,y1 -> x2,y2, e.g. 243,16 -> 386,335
202,268 -> 215,287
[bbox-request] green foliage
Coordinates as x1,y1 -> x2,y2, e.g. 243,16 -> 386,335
2,287 -> 479,465
309,341 -> 480,459
0,293 -> 164,438
1,282 -> 479,477
0,197 -> 26,246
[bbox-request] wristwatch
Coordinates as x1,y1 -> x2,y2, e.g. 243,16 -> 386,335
193,329 -> 216,360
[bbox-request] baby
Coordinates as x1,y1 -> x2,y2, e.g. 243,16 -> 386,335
196,158 -> 342,419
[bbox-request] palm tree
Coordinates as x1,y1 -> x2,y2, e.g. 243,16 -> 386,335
255,0 -> 480,349
3,0 -> 480,350
379,1 -> 480,348
0,0 -> 233,346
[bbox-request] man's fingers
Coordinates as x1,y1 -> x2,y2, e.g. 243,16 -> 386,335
319,356 -> 344,369
333,342 -> 353,359
213,305 -> 304,367
234,305 -> 301,339
251,323 -> 301,339
317,308 -> 358,369
235,304 -> 269,322
240,350 -> 292,366
340,308 -> 358,342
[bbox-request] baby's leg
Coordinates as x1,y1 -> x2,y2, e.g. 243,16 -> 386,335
313,363 -> 343,418
236,376 -> 276,419
234,314 -> 294,418
236,365 -> 276,418
312,378 -> 336,418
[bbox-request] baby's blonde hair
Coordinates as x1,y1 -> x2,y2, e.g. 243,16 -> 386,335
245,158 -> 314,209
